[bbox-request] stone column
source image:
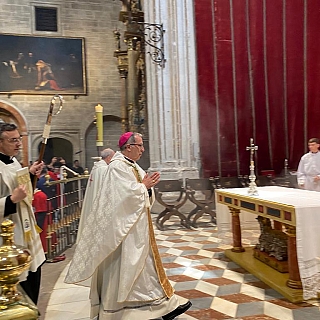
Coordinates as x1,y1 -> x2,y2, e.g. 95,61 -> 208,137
144,0 -> 200,179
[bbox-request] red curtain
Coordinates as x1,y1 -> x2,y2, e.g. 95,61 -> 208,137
195,0 -> 320,177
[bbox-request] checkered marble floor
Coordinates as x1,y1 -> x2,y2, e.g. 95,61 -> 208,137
155,217 -> 320,320
43,216 -> 320,320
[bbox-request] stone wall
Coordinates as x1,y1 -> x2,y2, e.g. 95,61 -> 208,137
0,0 -> 125,168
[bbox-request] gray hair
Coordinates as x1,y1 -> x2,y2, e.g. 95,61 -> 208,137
0,123 -> 18,138
119,132 -> 142,151
101,148 -> 115,159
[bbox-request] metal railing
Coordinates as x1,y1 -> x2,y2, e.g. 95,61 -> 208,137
39,167 -> 89,261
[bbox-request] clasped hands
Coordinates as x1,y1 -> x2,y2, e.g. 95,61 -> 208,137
142,172 -> 160,189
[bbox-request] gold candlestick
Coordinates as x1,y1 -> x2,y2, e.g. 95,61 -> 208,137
246,138 -> 259,196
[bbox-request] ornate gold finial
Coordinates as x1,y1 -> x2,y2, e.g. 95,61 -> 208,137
0,219 -> 38,319
45,173 -> 51,185
84,168 -> 89,176
62,169 -> 68,180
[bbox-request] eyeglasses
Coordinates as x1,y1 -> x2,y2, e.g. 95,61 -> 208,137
129,143 -> 144,148
0,137 -> 22,143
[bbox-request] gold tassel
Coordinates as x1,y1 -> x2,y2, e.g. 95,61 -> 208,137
147,207 -> 175,298
132,167 -> 141,182
130,162 -> 174,297
35,224 -> 43,234
24,230 -> 33,242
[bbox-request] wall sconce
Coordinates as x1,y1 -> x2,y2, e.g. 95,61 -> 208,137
139,22 -> 166,68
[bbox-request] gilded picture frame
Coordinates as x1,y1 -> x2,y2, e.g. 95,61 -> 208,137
0,34 -> 87,95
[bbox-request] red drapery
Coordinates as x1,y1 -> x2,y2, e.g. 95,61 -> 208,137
195,0 -> 320,177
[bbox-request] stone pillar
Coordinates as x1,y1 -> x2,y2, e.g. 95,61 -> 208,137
144,0 -> 200,179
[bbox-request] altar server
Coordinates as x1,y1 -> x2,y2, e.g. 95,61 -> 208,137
297,137 -> 320,191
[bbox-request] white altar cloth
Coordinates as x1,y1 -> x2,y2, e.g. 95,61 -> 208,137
216,202 -> 259,233
217,186 -> 320,300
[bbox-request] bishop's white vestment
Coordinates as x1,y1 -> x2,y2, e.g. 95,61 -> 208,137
65,152 -> 180,319
297,151 -> 320,191
0,159 -> 45,281
76,159 -> 108,243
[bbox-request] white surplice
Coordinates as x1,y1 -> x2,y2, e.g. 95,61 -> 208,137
0,159 -> 45,281
76,159 -> 108,243
297,151 -> 320,191
65,152 -> 179,319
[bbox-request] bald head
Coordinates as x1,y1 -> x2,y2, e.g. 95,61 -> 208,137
100,148 -> 115,164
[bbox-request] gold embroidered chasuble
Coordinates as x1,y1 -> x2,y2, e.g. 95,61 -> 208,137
65,151 -> 178,319
129,159 -> 174,298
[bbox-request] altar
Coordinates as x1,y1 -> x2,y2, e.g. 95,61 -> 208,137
216,186 -> 320,302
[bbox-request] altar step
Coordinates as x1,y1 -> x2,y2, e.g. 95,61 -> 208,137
225,247 -> 303,303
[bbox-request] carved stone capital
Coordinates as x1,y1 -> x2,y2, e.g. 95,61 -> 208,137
114,51 -> 128,78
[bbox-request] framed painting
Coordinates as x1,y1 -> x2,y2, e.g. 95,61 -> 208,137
0,34 -> 86,95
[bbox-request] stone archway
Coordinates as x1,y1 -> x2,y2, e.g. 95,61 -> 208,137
38,138 -> 73,166
0,101 -> 28,167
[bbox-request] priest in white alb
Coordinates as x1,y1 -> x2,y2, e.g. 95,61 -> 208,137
77,148 -> 114,242
65,132 -> 191,320
0,122 -> 45,304
297,137 -> 320,191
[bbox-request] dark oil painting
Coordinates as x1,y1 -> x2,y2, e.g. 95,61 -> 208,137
0,34 -> 86,95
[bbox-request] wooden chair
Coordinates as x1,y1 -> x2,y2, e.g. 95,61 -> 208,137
255,175 -> 275,186
185,177 -> 216,227
214,176 -> 242,189
154,179 -> 189,230
238,175 -> 249,187
273,174 -> 298,188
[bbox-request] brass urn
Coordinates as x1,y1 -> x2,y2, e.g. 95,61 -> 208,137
0,219 -> 38,319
